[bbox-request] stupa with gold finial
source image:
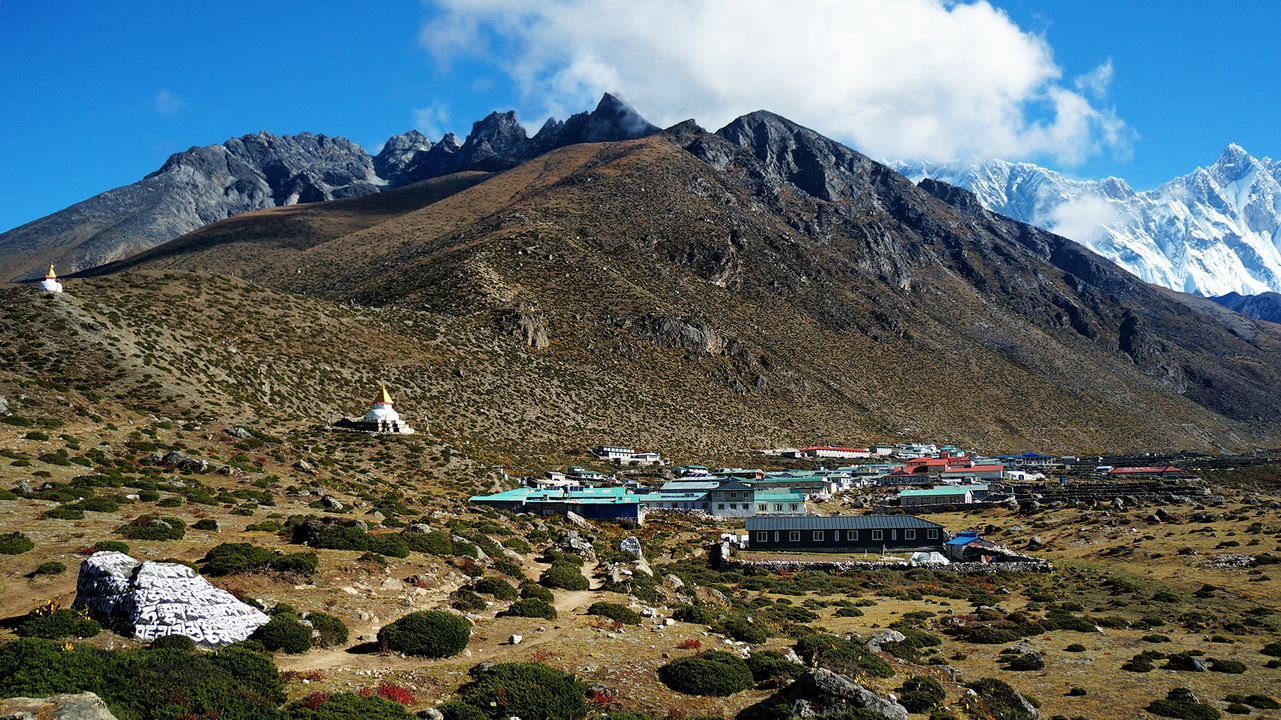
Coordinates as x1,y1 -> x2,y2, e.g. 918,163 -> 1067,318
37,263 -> 63,293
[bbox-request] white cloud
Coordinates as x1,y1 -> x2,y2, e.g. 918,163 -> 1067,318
1074,59 -> 1114,100
413,101 -> 453,139
153,89 -> 185,118
420,0 -> 1132,166
1035,193 -> 1119,245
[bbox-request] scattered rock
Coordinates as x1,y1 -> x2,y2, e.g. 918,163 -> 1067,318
509,634 -> 523,645
0,692 -> 118,720
404,523 -> 433,534
417,709 -> 445,720
294,459 -> 319,476
225,426 -> 252,439
321,496 -> 344,511
788,668 -> 910,720
620,536 -> 644,559
663,573 -> 685,590
865,630 -> 906,653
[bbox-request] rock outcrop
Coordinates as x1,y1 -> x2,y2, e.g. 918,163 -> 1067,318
72,552 -> 268,648
786,668 -> 910,720
0,692 -> 118,720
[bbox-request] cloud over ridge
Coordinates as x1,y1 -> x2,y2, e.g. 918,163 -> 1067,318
422,0 -> 1131,165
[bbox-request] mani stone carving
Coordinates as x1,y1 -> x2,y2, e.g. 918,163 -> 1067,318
72,551 -> 269,649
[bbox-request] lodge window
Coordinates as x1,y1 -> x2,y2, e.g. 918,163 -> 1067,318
813,531 -> 824,541
905,529 -> 916,540
717,503 -> 725,509
846,530 -> 858,541
790,504 -> 799,511
774,504 -> 783,511
872,530 -> 883,541
756,532 -> 768,542
729,503 -> 737,510
927,529 -> 938,539
789,531 -> 800,542
758,504 -> 767,511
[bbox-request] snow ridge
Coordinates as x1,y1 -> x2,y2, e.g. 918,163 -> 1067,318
892,144 -> 1281,296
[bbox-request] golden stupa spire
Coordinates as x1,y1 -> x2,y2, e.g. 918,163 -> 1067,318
46,263 -> 56,279
376,384 -> 394,405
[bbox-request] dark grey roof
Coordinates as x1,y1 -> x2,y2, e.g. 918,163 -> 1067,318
746,515 -> 943,531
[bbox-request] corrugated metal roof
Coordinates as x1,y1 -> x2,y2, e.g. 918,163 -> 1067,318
746,515 -> 943,531
898,487 -> 971,497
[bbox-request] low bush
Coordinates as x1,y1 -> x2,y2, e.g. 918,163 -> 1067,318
499,598 -> 558,620
745,650 -> 804,685
252,613 -> 313,654
795,633 -> 894,678
1002,653 -> 1045,671
116,515 -> 185,541
719,615 -> 770,644
92,540 -> 130,554
951,626 -> 1022,644
967,678 -> 1041,720
473,576 -> 518,600
899,676 -> 946,712
834,607 -> 865,618
0,531 -> 35,555
673,605 -> 716,624
451,662 -> 587,720
539,563 -> 589,591
378,611 -> 471,658
520,582 -> 555,602
587,602 -> 641,625
306,612 -> 348,648
34,560 -> 66,575
1146,699 -> 1221,720
1143,634 -> 1172,643
192,518 -> 219,531
284,691 -> 416,719
16,609 -> 100,639
659,650 -> 755,696
246,520 -> 285,533
1064,643 -> 1086,652
149,635 -> 197,652
1263,641 -> 1281,657
1123,651 -> 1165,672
201,543 -> 317,578
0,638 -> 285,719
1208,658 -> 1246,674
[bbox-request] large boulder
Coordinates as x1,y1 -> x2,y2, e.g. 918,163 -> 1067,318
72,552 -> 268,648
0,692 -> 118,720
787,668 -> 910,720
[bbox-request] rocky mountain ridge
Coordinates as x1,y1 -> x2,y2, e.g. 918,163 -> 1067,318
0,94 -> 658,282
66,109 -> 1281,452
892,144 -> 1281,299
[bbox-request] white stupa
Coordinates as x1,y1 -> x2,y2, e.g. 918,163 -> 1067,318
360,384 -> 414,434
37,264 -> 63,293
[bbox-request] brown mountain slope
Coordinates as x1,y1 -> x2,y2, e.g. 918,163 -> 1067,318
46,115 -> 1281,453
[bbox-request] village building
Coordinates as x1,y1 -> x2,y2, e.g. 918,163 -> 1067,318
898,485 -> 973,508
469,486 -> 642,523
37,263 -> 63,293
746,515 -> 945,553
590,444 -> 663,465
1108,465 -> 1185,478
799,446 -> 871,460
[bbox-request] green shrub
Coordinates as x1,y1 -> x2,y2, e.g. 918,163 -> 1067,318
745,650 -> 804,684
193,518 -> 219,531
16,609 -> 101,639
453,662 -> 587,720
1003,653 -> 1045,671
284,692 -> 415,720
0,638 -> 284,719
1146,699 -> 1221,720
400,529 -> 453,555
967,678 -> 1041,720
587,601 -> 641,625
673,605 -> 716,624
520,582 -> 555,602
720,615 -> 770,644
116,515 -> 185,541
539,563 -> 589,591
660,650 -> 755,696
148,634 -> 198,652
1143,634 -> 1172,643
1263,641 -> 1281,657
378,611 -> 471,658
952,626 -> 1022,644
34,560 -> 67,575
473,576 -> 518,600
201,543 -> 317,578
0,531 -> 35,554
156,497 -> 183,507
1208,658 -> 1246,674
246,520 -> 285,533
450,588 -> 487,612
834,607 -> 865,618
45,506 -> 85,520
795,633 -> 894,678
92,540 -> 130,554
499,598 -> 558,620
365,534 -> 410,558
306,612 -> 348,648
1064,643 -> 1086,652
252,614 -> 313,654
900,676 -> 946,712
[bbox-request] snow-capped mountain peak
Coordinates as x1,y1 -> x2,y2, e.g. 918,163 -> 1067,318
892,144 -> 1281,297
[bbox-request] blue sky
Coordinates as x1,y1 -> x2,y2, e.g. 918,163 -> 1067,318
2,1 -> 1279,234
